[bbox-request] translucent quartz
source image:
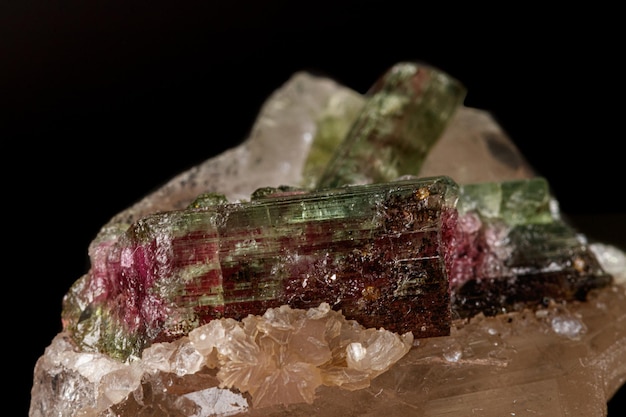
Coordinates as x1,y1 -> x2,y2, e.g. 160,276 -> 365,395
103,71 -> 363,225
418,106 -> 537,184
62,176 -> 459,360
32,281 -> 626,417
300,87 -> 365,189
315,62 -> 466,189
32,65 -> 624,417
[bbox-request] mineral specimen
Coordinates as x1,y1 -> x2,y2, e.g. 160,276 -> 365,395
31,303 -> 413,416
30,63 -> 626,417
315,62 -> 466,189
187,303 -> 413,408
450,177 -> 612,317
62,176 -> 458,360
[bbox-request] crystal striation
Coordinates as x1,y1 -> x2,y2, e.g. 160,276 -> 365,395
449,177 -> 612,317
62,176 -> 458,360
315,62 -> 466,189
61,173 -> 611,363
31,62 -> 625,417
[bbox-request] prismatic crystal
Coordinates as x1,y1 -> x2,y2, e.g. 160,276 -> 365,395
62,177 -> 458,361
30,62 -> 625,417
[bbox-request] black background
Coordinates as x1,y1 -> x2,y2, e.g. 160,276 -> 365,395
4,2 -> 624,415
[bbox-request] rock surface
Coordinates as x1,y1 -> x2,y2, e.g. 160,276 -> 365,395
30,64 -> 626,417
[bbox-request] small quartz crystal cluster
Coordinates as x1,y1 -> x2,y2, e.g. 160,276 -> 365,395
30,62 -> 626,417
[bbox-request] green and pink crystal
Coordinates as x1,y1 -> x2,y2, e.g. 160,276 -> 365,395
31,62 -> 625,417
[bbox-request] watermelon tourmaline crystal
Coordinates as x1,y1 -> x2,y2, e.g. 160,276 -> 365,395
315,62 -> 466,190
62,176 -> 459,360
449,177 -> 612,318
33,62 -> 624,417
57,60 -> 614,369
61,175 -> 613,362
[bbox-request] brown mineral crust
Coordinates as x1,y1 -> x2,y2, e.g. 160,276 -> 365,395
239,191 -> 453,336
31,68 -> 626,416
32,283 -> 626,416
277,189 -> 456,337
222,284 -> 626,417
62,177 -> 458,360
450,218 -> 613,319
452,250 -> 613,318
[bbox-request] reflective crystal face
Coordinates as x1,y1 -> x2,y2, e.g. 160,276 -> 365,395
62,176 -> 459,360
30,62 -> 622,417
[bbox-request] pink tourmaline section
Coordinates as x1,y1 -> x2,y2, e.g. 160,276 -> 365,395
62,177 -> 459,359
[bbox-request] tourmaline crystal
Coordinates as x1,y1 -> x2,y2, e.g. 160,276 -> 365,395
62,176 -> 459,360
62,173 -> 611,362
450,178 -> 612,317
31,63 -> 625,417
315,62 -> 466,189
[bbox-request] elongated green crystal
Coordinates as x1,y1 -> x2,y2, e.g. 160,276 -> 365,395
59,64 -> 612,364
34,63 -> 623,417
300,89 -> 365,189
62,176 -> 459,360
450,178 -> 612,317
458,177 -> 554,225
315,62 -> 466,189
